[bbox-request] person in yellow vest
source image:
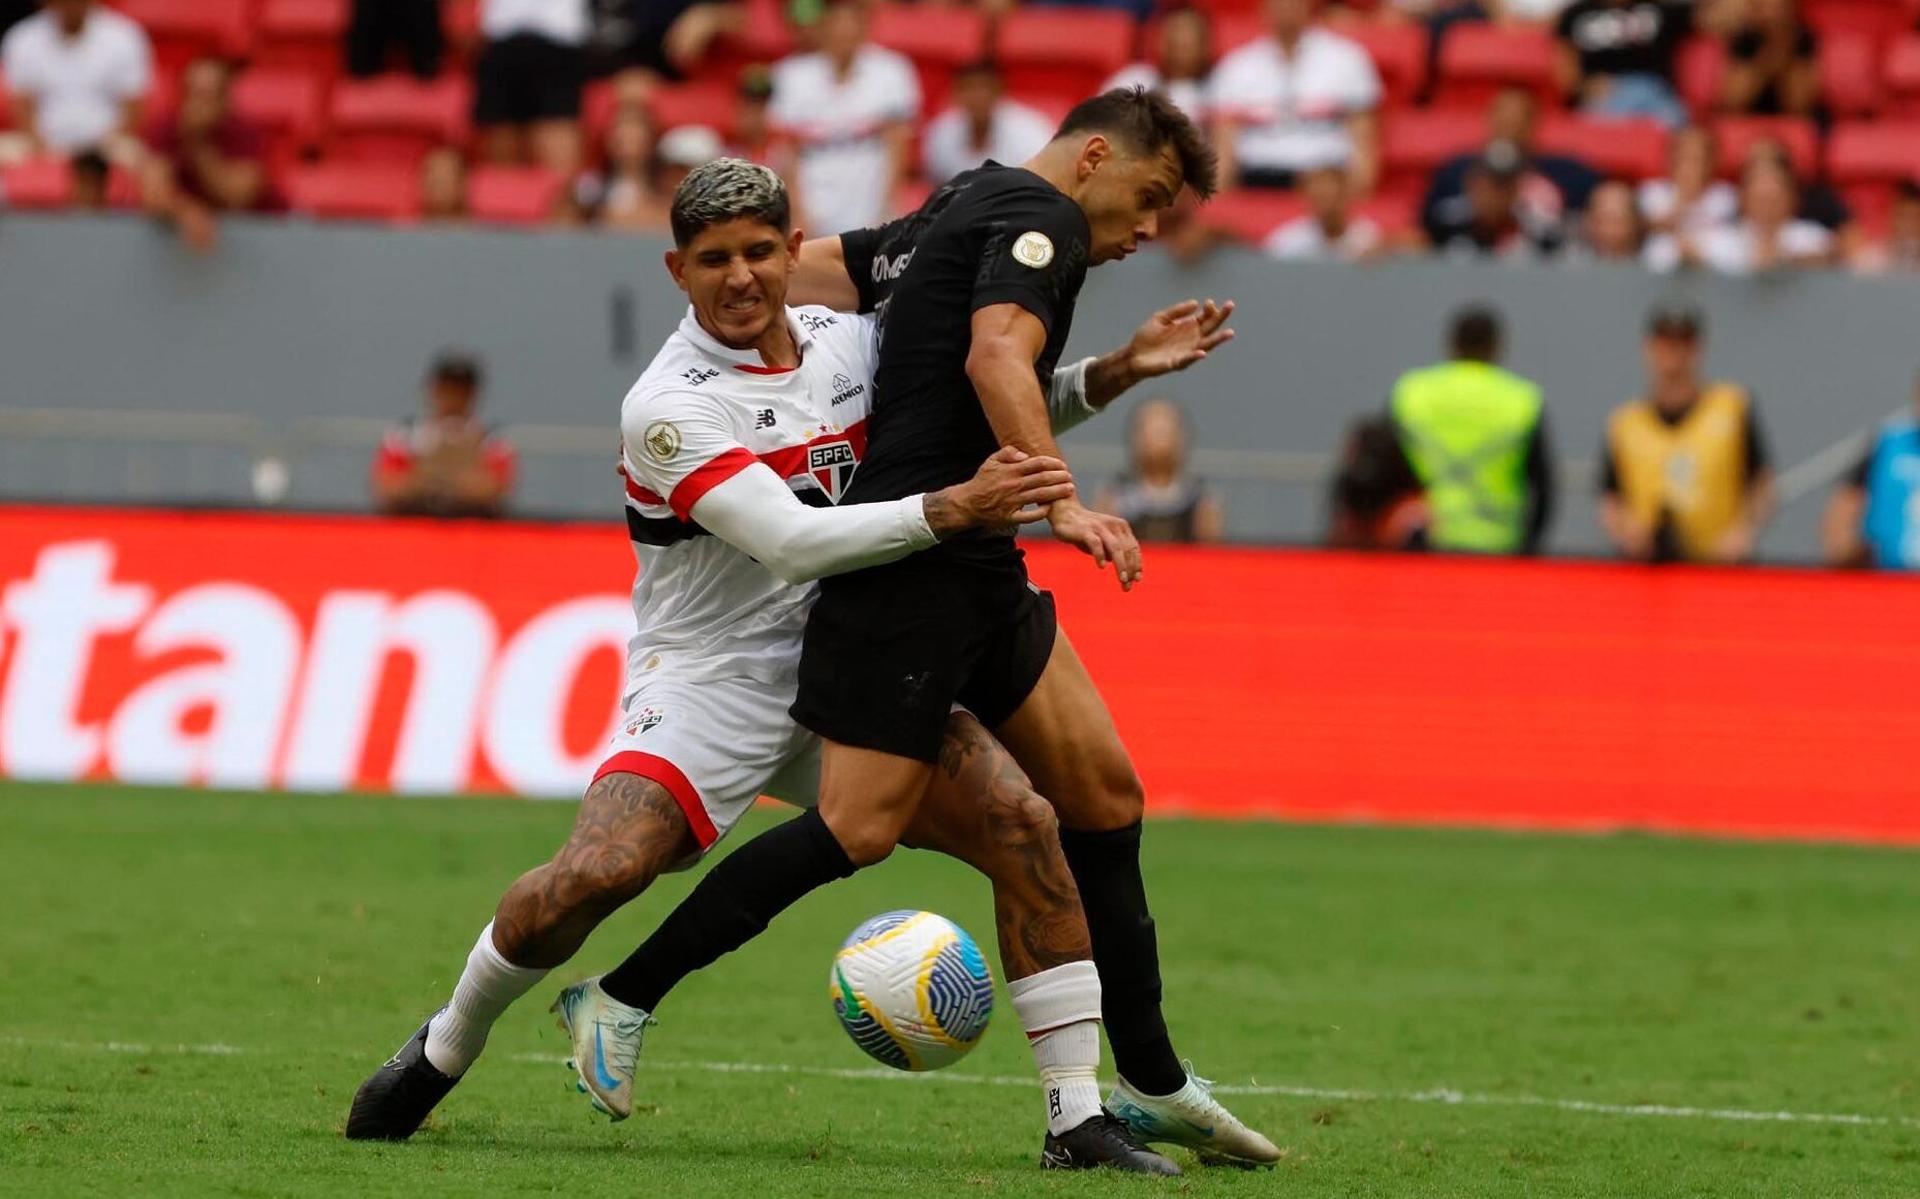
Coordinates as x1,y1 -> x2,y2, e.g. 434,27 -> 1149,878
1389,306 -> 1555,554
1600,303 -> 1775,563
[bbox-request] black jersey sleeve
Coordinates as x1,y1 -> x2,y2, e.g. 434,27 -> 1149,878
968,189 -> 1090,337
840,216 -> 915,315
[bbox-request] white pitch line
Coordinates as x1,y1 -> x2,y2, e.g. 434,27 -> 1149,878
5,1035 -> 1913,1132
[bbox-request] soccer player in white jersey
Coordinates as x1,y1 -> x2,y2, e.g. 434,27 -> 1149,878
346,159 -> 1234,1172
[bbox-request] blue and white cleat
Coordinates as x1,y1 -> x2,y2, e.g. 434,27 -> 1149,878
551,977 -> 654,1122
1108,1067 -> 1282,1168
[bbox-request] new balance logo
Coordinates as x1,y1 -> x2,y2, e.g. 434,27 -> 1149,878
754,409 -> 776,430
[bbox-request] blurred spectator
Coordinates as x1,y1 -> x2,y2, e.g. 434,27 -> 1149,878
1853,179 -> 1920,274
1742,135 -> 1854,247
0,0 -> 150,162
626,0 -> 745,83
1423,87 -> 1600,240
726,65 -> 779,163
1599,304 -> 1774,563
419,144 -> 469,223
373,352 -> 517,518
1389,306 -> 1553,553
769,0 -> 918,235
1096,398 -> 1224,542
347,0 -> 443,80
1327,415 -> 1429,550
1638,124 -> 1735,236
1824,372 -> 1920,569
1105,6 -> 1213,122
1265,165 -> 1383,260
474,0 -> 589,179
1555,0 -> 1692,127
921,59 -> 1052,185
1573,178 -> 1646,261
1719,0 -> 1816,117
572,111 -> 724,232
141,58 -> 268,252
1210,0 -> 1381,192
1426,140 -> 1566,257
1646,154 -> 1833,273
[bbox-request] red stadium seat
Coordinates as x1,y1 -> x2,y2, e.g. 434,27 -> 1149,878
1711,115 -> 1820,179
870,3 -> 988,107
1196,188 -> 1306,242
0,157 -> 74,208
113,0 -> 252,73
1818,29 -> 1885,117
282,161 -> 419,222
1827,120 -> 1920,184
689,0 -> 797,86
1340,22 -> 1428,110
1804,0 -> 1908,38
1355,189 -> 1418,239
253,0 -> 349,83
1534,114 -> 1669,181
993,9 -> 1136,106
646,81 -> 736,134
468,165 -> 564,225
328,75 -> 469,164
233,69 -> 328,153
1200,12 -> 1266,57
1433,24 -> 1558,108
1380,106 -> 1485,191
1885,34 -> 1920,117
0,67 -> 10,131
1674,35 -> 1725,118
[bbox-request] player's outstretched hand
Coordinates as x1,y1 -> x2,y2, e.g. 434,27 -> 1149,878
932,446 -> 1076,536
1125,298 -> 1236,380
1048,498 -> 1143,592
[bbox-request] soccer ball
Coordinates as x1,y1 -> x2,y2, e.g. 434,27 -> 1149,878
829,910 -> 994,1071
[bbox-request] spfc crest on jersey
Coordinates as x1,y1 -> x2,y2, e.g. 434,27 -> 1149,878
808,439 -> 859,502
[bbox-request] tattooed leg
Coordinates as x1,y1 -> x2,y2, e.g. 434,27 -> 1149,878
901,712 -> 1092,980
492,771 -> 698,969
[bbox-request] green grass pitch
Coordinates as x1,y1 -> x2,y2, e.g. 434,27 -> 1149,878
2,782 -> 1917,1197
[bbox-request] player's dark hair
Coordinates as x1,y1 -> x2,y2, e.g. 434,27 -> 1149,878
1054,87 -> 1218,200
670,157 -> 791,248
1450,305 -> 1501,361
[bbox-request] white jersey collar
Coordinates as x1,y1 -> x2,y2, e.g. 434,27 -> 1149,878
677,305 -> 817,370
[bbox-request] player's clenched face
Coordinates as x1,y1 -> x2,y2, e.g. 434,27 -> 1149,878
665,219 -> 805,350
1071,137 -> 1185,264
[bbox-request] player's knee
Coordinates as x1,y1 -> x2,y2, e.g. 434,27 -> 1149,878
1079,763 -> 1146,830
553,842 -> 660,911
997,785 -> 1061,852
834,824 -> 900,868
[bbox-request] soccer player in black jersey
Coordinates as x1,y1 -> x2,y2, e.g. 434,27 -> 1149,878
593,89 -> 1280,1168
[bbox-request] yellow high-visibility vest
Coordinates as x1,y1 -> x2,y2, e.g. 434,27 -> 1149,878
1606,384 -> 1752,561
1391,360 -> 1544,553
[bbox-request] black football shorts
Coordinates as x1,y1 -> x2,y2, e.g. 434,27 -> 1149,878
791,553 -> 1057,763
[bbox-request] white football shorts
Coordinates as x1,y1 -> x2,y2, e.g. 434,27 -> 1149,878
590,670 -> 821,864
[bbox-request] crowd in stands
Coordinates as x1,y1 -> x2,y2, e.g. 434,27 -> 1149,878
1,0 -> 1918,272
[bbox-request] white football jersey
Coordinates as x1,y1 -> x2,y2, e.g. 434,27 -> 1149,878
616,305 -> 877,696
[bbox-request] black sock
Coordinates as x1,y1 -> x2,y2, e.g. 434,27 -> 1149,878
600,808 -> 856,1012
1058,821 -> 1187,1096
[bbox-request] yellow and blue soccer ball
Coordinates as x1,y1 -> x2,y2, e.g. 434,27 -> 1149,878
830,910 -> 994,1071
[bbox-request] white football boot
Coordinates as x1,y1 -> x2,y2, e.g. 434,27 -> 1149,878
1107,1066 -> 1282,1168
551,977 -> 655,1121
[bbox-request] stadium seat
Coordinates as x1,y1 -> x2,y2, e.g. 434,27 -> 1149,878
1711,115 -> 1819,179
253,0 -> 350,83
282,161 -> 419,222
1885,34 -> 1920,118
1196,188 -> 1306,242
468,165 -> 565,225
645,81 -> 736,135
1827,120 -> 1920,184
1534,115 -> 1669,182
233,69 -> 329,154
1355,189 -> 1418,239
0,157 -> 74,209
328,75 -> 470,164
1674,35 -> 1725,118
0,68 -> 10,131
1433,25 -> 1559,108
113,0 -> 252,74
1340,21 -> 1429,110
870,3 -> 988,108
1804,0 -> 1908,39
1380,106 -> 1485,192
993,9 -> 1136,106
688,0 -> 797,87
1818,30 -> 1885,117
1199,12 -> 1266,57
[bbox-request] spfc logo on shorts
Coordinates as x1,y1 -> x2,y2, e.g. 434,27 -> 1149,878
625,706 -> 664,736
808,440 -> 858,502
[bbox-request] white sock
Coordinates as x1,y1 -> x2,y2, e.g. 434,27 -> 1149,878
423,921 -> 549,1077
1007,960 -> 1105,1136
